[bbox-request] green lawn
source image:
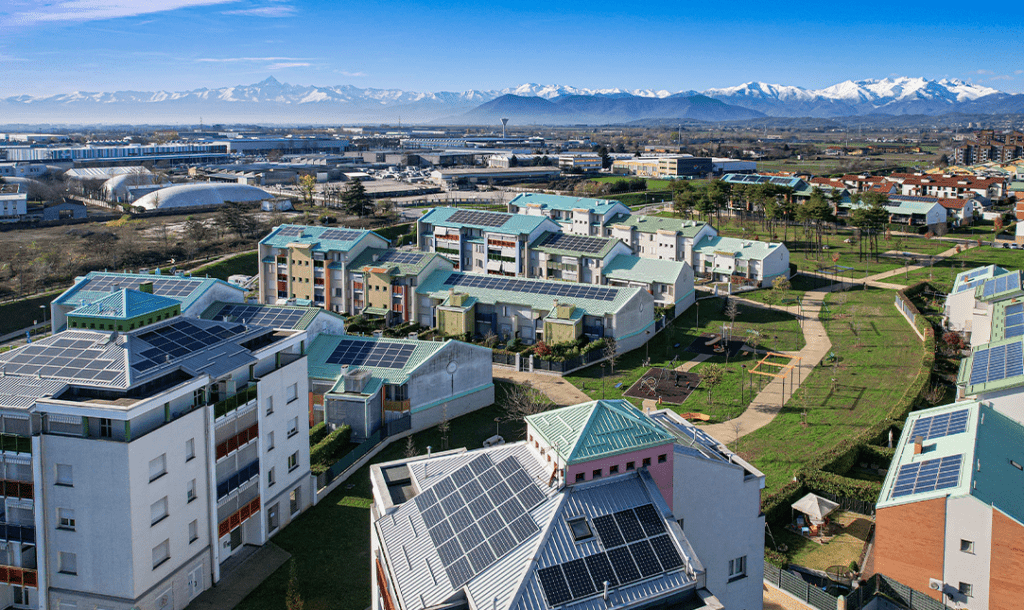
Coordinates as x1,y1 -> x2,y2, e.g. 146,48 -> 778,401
0,292 -> 61,335
885,245 -> 1024,291
564,297 -> 804,418
235,387 -> 517,610
191,251 -> 259,281
738,274 -> 835,306
774,511 -> 872,572
731,287 -> 929,491
591,176 -> 674,190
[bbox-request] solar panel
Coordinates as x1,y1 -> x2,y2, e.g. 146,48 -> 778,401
613,510 -> 646,543
318,228 -> 364,242
593,515 -> 624,548
478,467 -> 502,490
648,535 -> 683,570
487,481 -> 513,506
607,547 -> 641,584
445,557 -> 474,589
497,497 -> 525,522
892,455 -> 963,498
488,527 -> 518,557
469,454 -> 493,475
1005,303 -> 1024,339
509,514 -> 539,542
376,250 -> 425,266
324,339 -> 415,369
562,558 -> 597,599
538,566 -> 573,606
539,232 -> 609,255
628,541 -> 661,577
469,495 -> 494,520
908,409 -> 970,442
275,226 -> 303,236
415,487 -> 437,510
518,485 -> 547,511
442,273 -> 618,302
447,210 -> 512,228
434,478 -> 457,499
584,553 -> 619,588
479,510 -> 504,537
440,493 -> 463,515
633,504 -> 666,536
450,508 -> 473,533
452,466 -> 474,487
129,320 -> 248,373
970,341 -> 1024,386
216,304 -> 307,329
79,275 -> 202,299
428,521 -> 454,547
458,524 -> 485,552
437,538 -> 463,566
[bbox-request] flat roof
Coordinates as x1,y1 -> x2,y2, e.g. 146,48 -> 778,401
509,192 -> 627,213
306,334 -> 448,385
421,206 -> 551,236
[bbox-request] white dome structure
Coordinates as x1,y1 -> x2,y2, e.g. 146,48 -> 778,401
133,183 -> 273,211
102,172 -> 161,201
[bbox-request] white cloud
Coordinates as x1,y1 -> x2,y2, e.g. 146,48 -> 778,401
338,71 -> 367,77
196,56 -> 310,63
267,62 -> 309,70
2,0 -> 239,26
989,75 -> 1014,81
976,69 -> 994,75
222,6 -> 295,17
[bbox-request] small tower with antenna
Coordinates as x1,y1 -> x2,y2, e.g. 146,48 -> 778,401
500,117 -> 509,139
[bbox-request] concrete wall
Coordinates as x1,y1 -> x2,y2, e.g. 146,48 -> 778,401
943,495 -> 991,609
407,340 -> 494,430
609,289 -> 656,353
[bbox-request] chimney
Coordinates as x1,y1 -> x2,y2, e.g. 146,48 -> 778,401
913,435 -> 924,455
139,281 -> 154,294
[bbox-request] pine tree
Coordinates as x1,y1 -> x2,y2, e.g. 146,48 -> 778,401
342,179 -> 371,217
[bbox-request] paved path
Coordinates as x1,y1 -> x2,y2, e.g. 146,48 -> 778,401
186,542 -> 291,610
492,367 -> 592,406
860,243 -> 970,284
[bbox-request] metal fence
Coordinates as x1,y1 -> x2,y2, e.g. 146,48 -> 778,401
894,292 -> 917,327
491,351 -> 516,366
846,574 -> 948,610
764,563 -> 839,610
532,348 -> 605,373
814,490 -> 877,517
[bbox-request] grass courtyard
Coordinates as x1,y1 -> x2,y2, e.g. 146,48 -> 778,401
885,245 -> 1024,292
731,287 -> 930,491
773,511 -> 873,572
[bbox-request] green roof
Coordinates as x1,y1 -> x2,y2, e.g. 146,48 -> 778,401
614,215 -> 708,237
259,223 -> 387,254
348,248 -> 448,277
695,235 -> 785,261
602,254 -> 686,284
305,334 -> 448,385
416,270 -> 640,317
525,399 -> 675,465
70,288 -> 179,320
419,206 -> 551,236
529,231 -> 623,259
509,192 -> 628,214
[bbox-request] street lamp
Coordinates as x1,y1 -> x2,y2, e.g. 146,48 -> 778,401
494,417 -> 500,438
600,363 -> 606,399
645,330 -> 651,365
741,365 -> 746,404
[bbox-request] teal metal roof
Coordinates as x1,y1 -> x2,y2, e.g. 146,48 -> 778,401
54,271 -> 242,314
529,231 -> 623,259
694,235 -> 785,261
613,215 -> 708,237
525,399 -> 675,465
348,248 -> 448,277
70,288 -> 179,320
602,254 -> 686,285
877,401 -> 1024,525
509,192 -> 628,214
306,334 -> 448,385
259,223 -> 387,254
419,206 -> 550,235
416,269 -> 640,316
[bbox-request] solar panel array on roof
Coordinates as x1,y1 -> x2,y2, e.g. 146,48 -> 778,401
0,336 -> 122,382
969,342 -> 1024,386
317,228 -> 364,242
134,320 -> 248,372
1006,303 -> 1024,339
892,455 -> 962,498
963,267 -> 991,281
537,503 -> 684,607
446,210 -> 511,227
539,233 -> 609,255
324,340 -> 415,369
956,279 -> 982,294
79,275 -> 200,298
908,409 -> 969,442
414,454 -> 546,588
442,273 -> 617,302
726,175 -> 797,186
275,226 -> 303,237
215,304 -> 306,329
374,250 -> 425,265
982,271 -> 1020,297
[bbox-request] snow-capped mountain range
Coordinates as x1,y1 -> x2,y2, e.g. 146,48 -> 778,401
0,76 -> 1018,124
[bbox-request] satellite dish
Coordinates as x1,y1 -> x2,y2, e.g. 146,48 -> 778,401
446,360 -> 458,375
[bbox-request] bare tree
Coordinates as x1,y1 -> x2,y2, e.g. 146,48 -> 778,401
403,436 -> 418,459
603,338 -> 618,374
501,384 -> 553,423
437,404 -> 451,451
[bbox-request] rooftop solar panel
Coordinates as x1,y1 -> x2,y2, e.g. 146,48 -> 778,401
613,509 -> 646,543
539,233 -> 609,255
78,275 -> 202,300
970,341 -> 1024,386
447,210 -> 511,228
324,340 -> 415,369
908,409 -> 970,442
607,547 -> 641,584
442,273 -> 618,302
318,228 -> 364,242
593,514 -> 624,548
892,454 -> 962,498
538,565 -> 573,606
648,535 -> 683,570
275,226 -> 303,237
375,250 -> 425,265
132,320 -> 248,373
216,304 -> 307,329
628,540 -> 661,577
584,553 -> 619,588
562,558 -> 597,599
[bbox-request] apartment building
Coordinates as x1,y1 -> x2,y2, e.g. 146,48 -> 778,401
943,265 -> 1014,336
692,236 -> 790,288
507,193 -> 631,237
526,231 -> 633,284
613,156 -> 713,179
52,273 -> 246,333
416,208 -> 560,277
344,249 -> 453,324
257,224 -> 390,312
952,131 -> 1024,165
838,198 -> 948,233
601,256 -> 695,318
557,154 -> 602,173
608,216 -> 717,263
0,184 -> 27,221
874,401 -> 1024,610
0,317 -> 312,610
887,173 -> 1006,201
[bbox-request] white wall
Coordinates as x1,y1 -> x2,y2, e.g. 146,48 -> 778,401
943,495 -> 992,609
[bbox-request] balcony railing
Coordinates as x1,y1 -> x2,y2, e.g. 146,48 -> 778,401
0,565 -> 37,588
0,522 -> 34,544
384,400 -> 410,412
215,424 -> 259,461
0,481 -> 32,500
217,496 -> 260,538
213,384 -> 258,420
0,435 -> 31,455
216,459 -> 259,500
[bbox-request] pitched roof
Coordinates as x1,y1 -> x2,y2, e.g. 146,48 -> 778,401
200,301 -> 330,331
601,255 -> 687,285
348,248 -> 449,277
54,271 -> 243,314
509,192 -> 628,214
69,288 -> 179,320
526,400 -> 675,465
613,215 -> 708,237
420,206 -> 551,235
259,223 -> 387,254
305,333 -> 449,385
694,235 -> 785,261
529,231 -> 623,259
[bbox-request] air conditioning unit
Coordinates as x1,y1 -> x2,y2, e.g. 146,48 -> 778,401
928,578 -> 943,591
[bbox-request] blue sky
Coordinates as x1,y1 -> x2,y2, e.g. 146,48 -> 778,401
1,0 -> 1021,97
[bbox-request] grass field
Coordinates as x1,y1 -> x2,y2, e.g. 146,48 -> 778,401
885,245 -> 1024,291
591,176 -> 674,190
235,387 -> 516,610
0,292 -> 60,335
738,274 -> 835,306
774,511 -> 872,572
191,251 -> 259,281
564,297 -> 804,420
731,287 -> 929,491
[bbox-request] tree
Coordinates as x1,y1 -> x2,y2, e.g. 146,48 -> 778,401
286,559 -> 304,610
698,362 -> 725,405
508,155 -> 519,168
672,182 -> 696,219
602,338 -> 618,374
724,299 -> 739,363
217,201 -> 260,239
437,404 -> 451,450
375,198 -> 396,219
182,218 -> 208,260
500,384 -> 552,423
403,436 -> 418,459
342,179 -> 371,217
298,174 -> 317,206
534,340 -> 552,358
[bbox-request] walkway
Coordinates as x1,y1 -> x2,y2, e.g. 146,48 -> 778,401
186,542 -> 291,610
492,367 -> 591,406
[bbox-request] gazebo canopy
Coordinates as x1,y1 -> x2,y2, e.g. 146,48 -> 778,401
791,492 -> 840,524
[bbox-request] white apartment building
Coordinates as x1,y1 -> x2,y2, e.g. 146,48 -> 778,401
0,184 -> 27,221
608,216 -> 717,264
507,193 -> 632,237
0,317 -> 312,610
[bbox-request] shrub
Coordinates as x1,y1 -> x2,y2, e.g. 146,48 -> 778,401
765,548 -> 788,568
309,421 -> 328,446
310,425 -> 353,475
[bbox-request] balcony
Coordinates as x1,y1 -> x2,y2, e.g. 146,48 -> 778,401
0,434 -> 31,455
213,384 -> 258,420
215,424 -> 259,461
0,565 -> 37,588
217,496 -> 260,538
216,459 -> 259,500
0,522 -> 34,544
0,481 -> 32,501
384,399 -> 410,413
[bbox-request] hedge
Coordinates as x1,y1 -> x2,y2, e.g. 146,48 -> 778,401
761,480 -> 806,527
765,548 -> 788,568
310,425 -> 353,475
309,421 -> 329,446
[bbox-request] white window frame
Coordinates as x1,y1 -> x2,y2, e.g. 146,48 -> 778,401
728,555 -> 746,579
149,454 -> 167,482
187,479 -> 197,503
57,508 -> 76,531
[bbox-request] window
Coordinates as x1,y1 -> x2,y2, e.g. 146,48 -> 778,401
959,582 -> 973,597
187,479 -> 197,503
149,454 -> 167,482
609,465 -> 619,475
268,467 -> 276,487
575,472 -> 585,482
592,469 -> 602,479
189,520 -> 198,544
286,383 -> 298,403
266,396 -> 274,416
287,417 -> 298,438
58,508 -> 76,531
151,497 -> 169,526
642,457 -> 651,467
728,556 -> 746,580
290,487 -> 302,515
288,451 -> 299,472
56,463 -> 73,486
961,539 -> 974,553
626,461 -> 635,471
58,551 -> 77,575
567,517 -> 593,542
267,431 -> 275,451
152,539 -> 170,569
185,438 -> 195,462
99,418 -> 112,438
268,503 -> 280,532
658,454 -> 667,464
